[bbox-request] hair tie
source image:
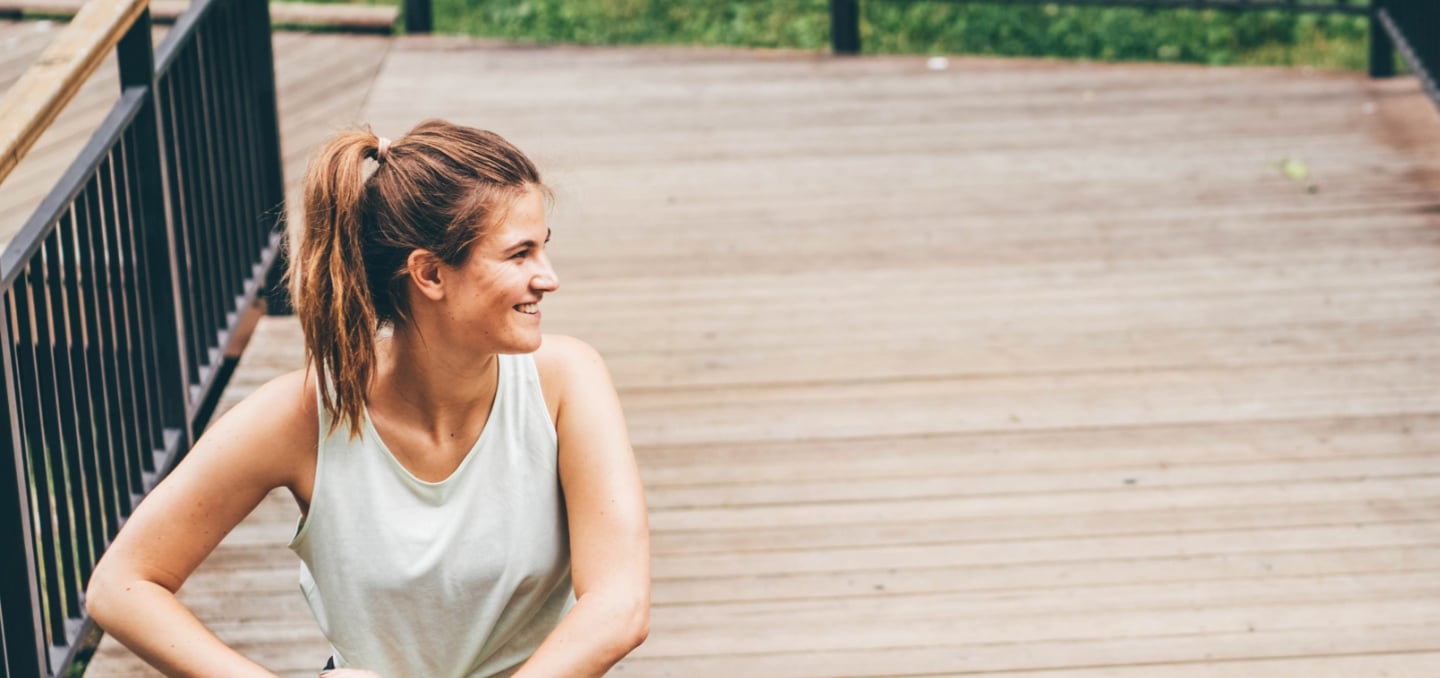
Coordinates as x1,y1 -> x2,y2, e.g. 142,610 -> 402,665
375,137 -> 392,162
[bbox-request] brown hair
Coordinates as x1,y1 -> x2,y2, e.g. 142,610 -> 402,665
288,119 -> 546,438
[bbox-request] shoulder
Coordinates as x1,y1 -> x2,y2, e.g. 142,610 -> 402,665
195,367 -> 319,488
532,334 -> 614,416
534,334 -> 606,376
226,367 -> 319,435
531,336 -> 632,477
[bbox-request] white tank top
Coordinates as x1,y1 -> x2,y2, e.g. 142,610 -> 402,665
290,353 -> 574,678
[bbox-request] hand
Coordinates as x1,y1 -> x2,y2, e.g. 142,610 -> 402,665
320,670 -> 382,678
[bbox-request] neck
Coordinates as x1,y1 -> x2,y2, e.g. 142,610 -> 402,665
374,324 -> 498,434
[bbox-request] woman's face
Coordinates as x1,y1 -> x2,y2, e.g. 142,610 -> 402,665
441,186 -> 558,354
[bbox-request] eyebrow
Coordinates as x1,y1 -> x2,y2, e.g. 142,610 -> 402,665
502,228 -> 552,253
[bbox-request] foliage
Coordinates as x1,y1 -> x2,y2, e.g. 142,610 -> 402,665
429,0 -> 835,50
860,3 -> 1370,68
316,0 -> 1374,70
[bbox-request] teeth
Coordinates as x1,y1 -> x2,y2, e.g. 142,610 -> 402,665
516,303 -> 538,314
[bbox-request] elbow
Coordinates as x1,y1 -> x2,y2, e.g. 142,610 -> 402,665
625,596 -> 650,651
84,560 -> 118,627
600,590 -> 649,657
85,555 -> 153,631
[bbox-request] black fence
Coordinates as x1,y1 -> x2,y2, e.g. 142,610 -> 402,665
1373,0 -> 1438,105
0,0 -> 284,675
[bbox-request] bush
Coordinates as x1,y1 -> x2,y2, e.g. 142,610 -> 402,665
860,3 -> 1370,68
326,0 -> 1374,70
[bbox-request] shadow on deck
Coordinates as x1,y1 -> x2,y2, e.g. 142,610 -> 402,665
7,21 -> 1440,677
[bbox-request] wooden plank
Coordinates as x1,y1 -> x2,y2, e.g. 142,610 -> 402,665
641,456 -> 1440,509
0,22 -> 174,247
268,2 -> 395,30
616,643 -> 1440,678
629,599 -> 1440,659
0,0 -> 186,19
647,521 -> 1440,579
0,20 -> 60,81
0,1 -> 397,31
0,0 -> 144,183
646,544 -> 1440,604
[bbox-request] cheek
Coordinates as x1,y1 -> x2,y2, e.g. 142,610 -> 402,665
458,264 -> 509,300
475,263 -> 515,289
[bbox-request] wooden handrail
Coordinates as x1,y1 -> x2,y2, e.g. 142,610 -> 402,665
0,0 -> 148,186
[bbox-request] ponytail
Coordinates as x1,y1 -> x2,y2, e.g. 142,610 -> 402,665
290,129 -> 383,439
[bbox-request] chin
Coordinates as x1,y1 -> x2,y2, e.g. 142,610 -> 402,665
504,333 -> 544,355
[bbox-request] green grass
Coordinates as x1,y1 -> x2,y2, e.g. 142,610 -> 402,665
313,0 -> 1376,71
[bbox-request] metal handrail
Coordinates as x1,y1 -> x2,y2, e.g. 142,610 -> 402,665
1374,0 -> 1438,107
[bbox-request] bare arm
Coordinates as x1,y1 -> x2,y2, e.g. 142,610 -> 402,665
86,370 -> 318,677
517,336 -> 651,677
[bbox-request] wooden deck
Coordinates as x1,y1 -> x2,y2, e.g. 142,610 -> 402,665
5,18 -> 1440,677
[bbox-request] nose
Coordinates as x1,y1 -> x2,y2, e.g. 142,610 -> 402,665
532,255 -> 559,293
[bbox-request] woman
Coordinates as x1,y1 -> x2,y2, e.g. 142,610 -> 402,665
87,120 -> 651,677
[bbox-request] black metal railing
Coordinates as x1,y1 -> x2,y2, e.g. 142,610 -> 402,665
404,0 -> 432,33
0,0 -> 284,675
1373,0 -> 1438,106
153,0 -> 286,407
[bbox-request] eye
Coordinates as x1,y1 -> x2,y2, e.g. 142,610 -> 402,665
511,249 -> 529,260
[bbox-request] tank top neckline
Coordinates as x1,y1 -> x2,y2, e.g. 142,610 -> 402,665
358,355 -> 506,488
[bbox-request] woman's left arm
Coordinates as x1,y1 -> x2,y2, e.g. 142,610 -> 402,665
518,336 -> 651,677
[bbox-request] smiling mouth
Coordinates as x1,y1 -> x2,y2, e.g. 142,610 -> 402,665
515,303 -> 539,315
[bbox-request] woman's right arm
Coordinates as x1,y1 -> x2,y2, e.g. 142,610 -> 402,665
85,369 -> 318,677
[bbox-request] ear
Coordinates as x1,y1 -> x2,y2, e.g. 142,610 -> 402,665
406,249 -> 446,302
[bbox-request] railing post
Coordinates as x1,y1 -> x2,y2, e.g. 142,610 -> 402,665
1370,0 -> 1396,78
117,8 -> 193,450
241,0 -> 291,316
0,297 -> 45,678
405,0 -> 432,34
831,0 -> 860,55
